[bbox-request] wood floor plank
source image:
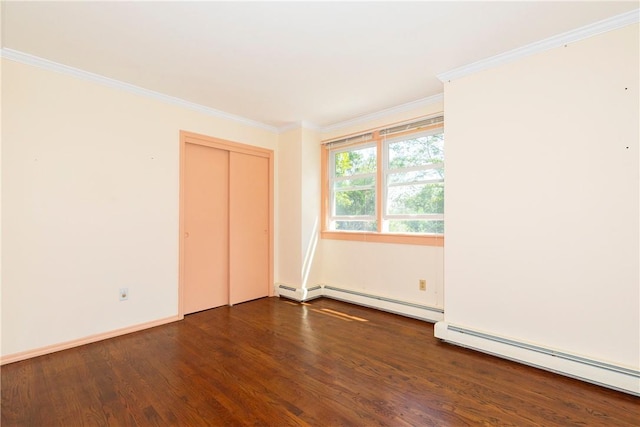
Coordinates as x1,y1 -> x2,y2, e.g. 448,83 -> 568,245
2,297 -> 639,426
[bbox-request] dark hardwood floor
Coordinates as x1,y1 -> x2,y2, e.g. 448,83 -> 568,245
2,297 -> 638,426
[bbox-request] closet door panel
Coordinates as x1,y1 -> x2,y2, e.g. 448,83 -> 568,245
229,152 -> 270,305
183,143 -> 229,314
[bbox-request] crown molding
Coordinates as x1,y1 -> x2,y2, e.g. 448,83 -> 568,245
0,48 -> 279,133
437,8 -> 640,82
320,93 -> 444,134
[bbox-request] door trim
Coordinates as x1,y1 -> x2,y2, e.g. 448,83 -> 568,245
179,130 -> 274,317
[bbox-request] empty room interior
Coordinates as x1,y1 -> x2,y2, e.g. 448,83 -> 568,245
1,1 -> 639,425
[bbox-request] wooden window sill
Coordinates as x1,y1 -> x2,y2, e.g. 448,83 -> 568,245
321,230 -> 444,246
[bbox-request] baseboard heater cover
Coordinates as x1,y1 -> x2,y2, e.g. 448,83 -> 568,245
323,285 -> 443,314
275,283 -> 323,302
435,322 -> 640,396
275,283 -> 443,323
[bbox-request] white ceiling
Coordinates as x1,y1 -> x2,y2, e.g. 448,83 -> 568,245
2,1 -> 637,130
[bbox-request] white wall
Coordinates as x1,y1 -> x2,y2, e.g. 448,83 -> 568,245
276,125 -> 323,289
1,59 -> 278,357
276,128 -> 302,285
300,127 -> 323,287
320,241 -> 443,307
319,101 -> 445,308
443,24 -> 639,369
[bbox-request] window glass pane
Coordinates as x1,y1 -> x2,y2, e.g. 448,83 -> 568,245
333,221 -> 377,232
388,134 -> 444,170
388,168 -> 444,185
335,189 -> 375,216
388,220 -> 444,234
387,183 -> 444,215
334,176 -> 375,190
334,146 -> 377,177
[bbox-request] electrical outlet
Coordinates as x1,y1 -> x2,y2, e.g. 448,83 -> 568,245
419,279 -> 427,291
119,288 -> 129,301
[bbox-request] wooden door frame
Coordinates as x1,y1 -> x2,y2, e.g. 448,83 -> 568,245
179,130 -> 274,317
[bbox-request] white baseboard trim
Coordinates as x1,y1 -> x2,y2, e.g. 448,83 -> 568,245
274,283 -> 443,323
1,314 -> 183,365
434,322 -> 640,396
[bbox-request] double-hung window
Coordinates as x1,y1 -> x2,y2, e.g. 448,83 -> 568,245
322,115 -> 444,245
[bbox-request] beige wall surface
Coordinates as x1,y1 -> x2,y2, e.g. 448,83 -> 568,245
276,125 -> 323,289
443,24 -> 639,368
1,59 -> 278,357
276,127 -> 303,285
300,126 -> 323,288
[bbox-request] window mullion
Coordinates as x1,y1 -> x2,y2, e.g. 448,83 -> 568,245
389,163 -> 443,174
387,179 -> 444,188
386,214 -> 445,220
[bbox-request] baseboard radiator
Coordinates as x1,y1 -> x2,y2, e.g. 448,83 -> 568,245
435,322 -> 640,396
274,283 -> 443,323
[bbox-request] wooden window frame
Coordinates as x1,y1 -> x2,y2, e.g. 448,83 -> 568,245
321,122 -> 444,247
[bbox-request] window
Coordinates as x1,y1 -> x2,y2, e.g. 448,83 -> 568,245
384,131 -> 444,234
322,116 -> 444,246
330,143 -> 377,232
